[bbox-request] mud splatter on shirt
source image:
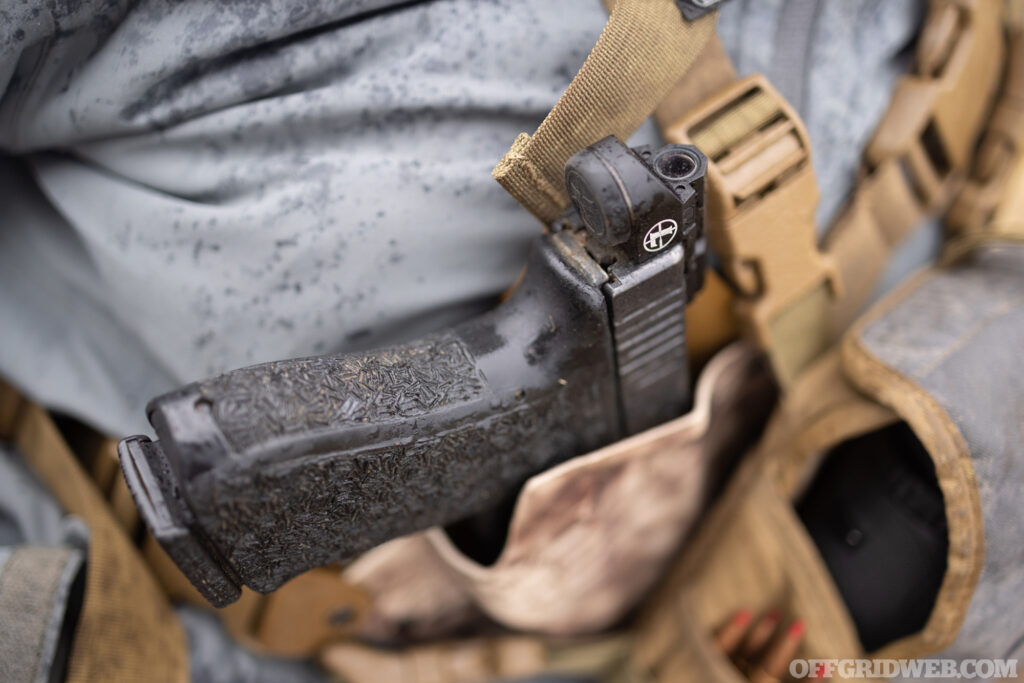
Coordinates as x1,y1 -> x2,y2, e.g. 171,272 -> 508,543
0,0 -> 924,437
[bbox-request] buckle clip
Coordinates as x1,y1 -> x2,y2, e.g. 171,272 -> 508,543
867,0 -> 1004,211
665,75 -> 839,384
948,31 -> 1024,234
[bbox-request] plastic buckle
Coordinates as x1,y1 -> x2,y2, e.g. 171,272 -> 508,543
948,31 -> 1024,234
866,0 -> 1004,212
664,75 -> 839,384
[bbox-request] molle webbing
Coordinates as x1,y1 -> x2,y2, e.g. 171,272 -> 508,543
493,0 -> 1013,388
824,0 -> 1007,336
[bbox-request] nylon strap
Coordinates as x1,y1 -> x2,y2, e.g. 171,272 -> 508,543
1006,0 -> 1024,28
655,34 -> 737,133
0,381 -> 189,683
492,0 -> 717,223
663,0 -> 1008,386
947,2 -> 1024,241
823,0 -> 1007,337
0,546 -> 82,683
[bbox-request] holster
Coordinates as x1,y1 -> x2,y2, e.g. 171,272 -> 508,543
345,343 -> 776,641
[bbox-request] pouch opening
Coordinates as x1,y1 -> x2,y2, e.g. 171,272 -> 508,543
796,422 -> 948,652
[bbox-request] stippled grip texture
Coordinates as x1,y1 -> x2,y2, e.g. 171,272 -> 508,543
200,335 -> 485,453
141,236 -> 621,596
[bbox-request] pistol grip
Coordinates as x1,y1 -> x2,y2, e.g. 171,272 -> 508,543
120,236 -> 621,606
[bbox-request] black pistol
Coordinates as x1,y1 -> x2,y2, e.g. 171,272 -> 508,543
119,136 -> 708,606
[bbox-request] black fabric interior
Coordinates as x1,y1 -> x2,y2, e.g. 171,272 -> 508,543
797,422 -> 948,652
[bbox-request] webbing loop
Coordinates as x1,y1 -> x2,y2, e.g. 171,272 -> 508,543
493,0 -> 717,224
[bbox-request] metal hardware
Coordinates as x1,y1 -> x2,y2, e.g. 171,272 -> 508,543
675,0 -> 726,22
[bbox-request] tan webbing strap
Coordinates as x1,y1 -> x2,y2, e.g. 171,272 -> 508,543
664,0 -> 1006,386
665,75 -> 841,386
492,0 -> 717,223
0,381 -> 188,683
824,0 -> 1006,338
1004,0 -> 1024,29
0,546 -> 83,683
654,34 -> 738,133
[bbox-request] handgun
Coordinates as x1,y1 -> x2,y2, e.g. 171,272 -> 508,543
119,136 -> 708,607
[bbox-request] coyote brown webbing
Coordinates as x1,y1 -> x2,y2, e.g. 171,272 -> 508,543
0,383 -> 188,683
493,0 -> 716,223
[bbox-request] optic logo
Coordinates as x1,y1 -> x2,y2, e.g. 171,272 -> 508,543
643,219 -> 678,252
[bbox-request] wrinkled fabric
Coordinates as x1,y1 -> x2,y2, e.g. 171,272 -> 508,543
0,0 -> 624,436
0,0 -> 927,438
0,545 -> 83,683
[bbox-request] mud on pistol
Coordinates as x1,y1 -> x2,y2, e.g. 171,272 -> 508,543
119,136 -> 709,607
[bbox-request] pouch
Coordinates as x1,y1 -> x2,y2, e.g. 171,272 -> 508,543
628,238 -> 1024,682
